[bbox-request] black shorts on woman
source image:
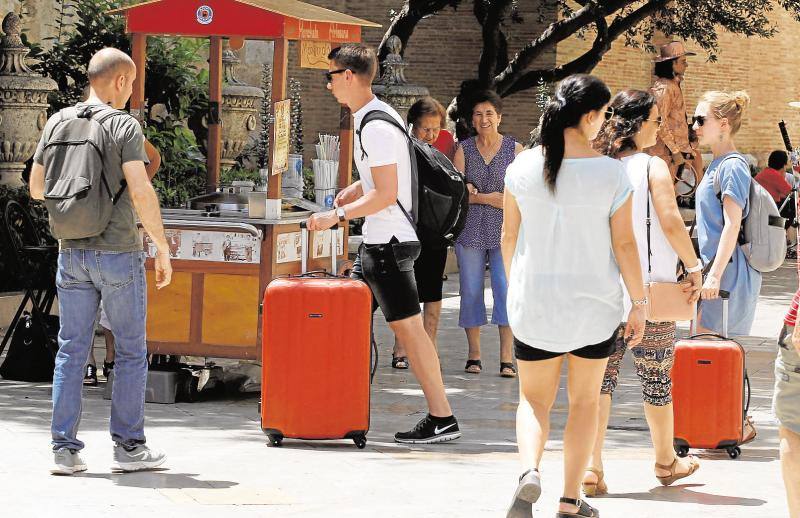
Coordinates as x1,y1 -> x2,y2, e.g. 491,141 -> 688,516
514,327 -> 620,362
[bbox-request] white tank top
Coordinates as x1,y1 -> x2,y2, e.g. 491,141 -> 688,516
621,153 -> 679,315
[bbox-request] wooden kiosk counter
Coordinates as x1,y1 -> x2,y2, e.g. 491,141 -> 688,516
108,0 -> 380,360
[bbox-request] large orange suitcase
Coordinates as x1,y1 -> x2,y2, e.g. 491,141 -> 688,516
672,290 -> 752,459
261,223 -> 372,448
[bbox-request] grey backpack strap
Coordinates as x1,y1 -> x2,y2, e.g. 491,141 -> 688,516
86,106 -> 134,204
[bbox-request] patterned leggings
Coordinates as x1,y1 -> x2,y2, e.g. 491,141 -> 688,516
601,321 -> 676,406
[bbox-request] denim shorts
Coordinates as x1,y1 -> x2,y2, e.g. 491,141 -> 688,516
351,238 -> 422,323
774,346 -> 800,435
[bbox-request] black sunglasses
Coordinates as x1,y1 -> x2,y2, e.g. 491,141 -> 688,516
325,68 -> 348,82
692,115 -> 707,127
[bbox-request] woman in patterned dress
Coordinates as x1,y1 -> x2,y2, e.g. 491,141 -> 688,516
452,90 -> 523,377
583,89 -> 703,497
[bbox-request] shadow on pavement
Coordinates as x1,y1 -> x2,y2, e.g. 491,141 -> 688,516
598,483 -> 767,507
76,470 -> 238,489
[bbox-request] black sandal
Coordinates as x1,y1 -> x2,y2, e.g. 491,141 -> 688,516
556,497 -> 599,517
464,359 -> 482,373
391,356 -> 409,370
500,362 -> 517,378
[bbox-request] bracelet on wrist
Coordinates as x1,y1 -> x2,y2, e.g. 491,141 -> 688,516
685,261 -> 703,274
631,298 -> 648,307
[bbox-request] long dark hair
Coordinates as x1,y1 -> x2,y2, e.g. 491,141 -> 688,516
540,74 -> 610,193
594,89 -> 656,158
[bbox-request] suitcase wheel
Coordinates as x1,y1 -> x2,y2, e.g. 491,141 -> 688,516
353,434 -> 367,449
727,446 -> 741,459
675,445 -> 690,458
268,434 -> 283,447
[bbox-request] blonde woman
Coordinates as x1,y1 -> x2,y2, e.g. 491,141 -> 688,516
692,91 -> 759,335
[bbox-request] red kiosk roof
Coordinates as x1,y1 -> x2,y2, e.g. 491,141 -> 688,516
108,0 -> 380,41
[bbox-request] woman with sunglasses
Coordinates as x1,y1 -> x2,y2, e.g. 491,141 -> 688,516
692,91 -> 760,336
582,90 -> 703,497
502,74 -> 645,518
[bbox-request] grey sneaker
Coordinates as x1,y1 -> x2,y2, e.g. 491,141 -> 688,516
112,444 -> 167,472
51,448 -> 87,475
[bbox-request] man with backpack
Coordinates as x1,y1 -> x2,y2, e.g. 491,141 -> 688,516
307,43 -> 461,444
29,47 -> 172,474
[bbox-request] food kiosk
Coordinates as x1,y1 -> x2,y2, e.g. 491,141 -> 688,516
108,0 -> 380,360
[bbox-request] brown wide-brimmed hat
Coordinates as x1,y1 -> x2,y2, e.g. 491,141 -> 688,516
653,41 -> 697,62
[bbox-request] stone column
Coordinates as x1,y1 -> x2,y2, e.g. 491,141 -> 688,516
372,36 -> 429,123
0,12 -> 56,187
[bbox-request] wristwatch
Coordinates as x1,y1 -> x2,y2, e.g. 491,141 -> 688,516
631,298 -> 648,307
685,262 -> 703,274
336,207 -> 347,222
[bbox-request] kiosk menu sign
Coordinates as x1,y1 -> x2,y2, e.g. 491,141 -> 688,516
272,99 -> 291,176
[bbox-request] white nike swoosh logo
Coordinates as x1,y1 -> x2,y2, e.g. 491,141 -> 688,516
434,423 -> 456,435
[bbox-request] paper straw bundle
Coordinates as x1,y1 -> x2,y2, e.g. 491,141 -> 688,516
312,159 -> 339,207
311,134 -> 340,207
316,133 -> 340,162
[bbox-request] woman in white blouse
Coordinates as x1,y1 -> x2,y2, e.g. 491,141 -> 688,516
501,75 -> 646,518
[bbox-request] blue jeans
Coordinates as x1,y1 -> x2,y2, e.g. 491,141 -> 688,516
455,244 -> 509,328
51,249 -> 148,451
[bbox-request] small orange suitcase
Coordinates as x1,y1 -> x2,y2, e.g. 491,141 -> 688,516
261,223 -> 372,448
672,290 -> 752,459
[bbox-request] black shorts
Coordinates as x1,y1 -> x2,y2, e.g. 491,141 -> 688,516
351,238 -> 422,323
414,245 -> 448,303
514,327 -> 621,362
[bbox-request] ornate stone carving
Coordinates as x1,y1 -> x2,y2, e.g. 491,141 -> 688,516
220,43 -> 264,170
0,12 -> 56,186
372,36 -> 429,121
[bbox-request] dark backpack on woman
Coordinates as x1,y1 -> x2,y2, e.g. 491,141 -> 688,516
357,111 -> 468,249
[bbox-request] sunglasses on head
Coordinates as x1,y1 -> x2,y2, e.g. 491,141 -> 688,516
325,68 -> 348,82
692,115 -> 707,127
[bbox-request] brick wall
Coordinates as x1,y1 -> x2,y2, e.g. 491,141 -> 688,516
556,7 -> 800,165
274,1 -> 556,165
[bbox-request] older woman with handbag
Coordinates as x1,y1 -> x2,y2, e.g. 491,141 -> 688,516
582,89 -> 704,497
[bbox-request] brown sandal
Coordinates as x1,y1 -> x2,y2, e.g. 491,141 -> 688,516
655,456 -> 700,486
581,468 -> 607,497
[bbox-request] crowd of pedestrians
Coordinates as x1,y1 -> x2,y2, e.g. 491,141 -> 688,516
28,42 -> 799,518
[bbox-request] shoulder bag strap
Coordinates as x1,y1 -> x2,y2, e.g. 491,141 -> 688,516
645,156 -> 653,279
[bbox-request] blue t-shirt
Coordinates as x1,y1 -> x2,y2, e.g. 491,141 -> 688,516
695,152 -> 761,336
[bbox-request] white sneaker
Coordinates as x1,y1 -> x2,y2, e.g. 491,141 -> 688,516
51,448 -> 87,475
112,444 -> 167,472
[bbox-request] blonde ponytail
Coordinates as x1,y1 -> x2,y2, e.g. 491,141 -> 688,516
701,90 -> 750,135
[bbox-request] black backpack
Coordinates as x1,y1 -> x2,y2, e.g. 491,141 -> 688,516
0,312 -> 59,382
358,111 -> 468,249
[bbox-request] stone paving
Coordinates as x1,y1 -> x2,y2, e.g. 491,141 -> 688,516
0,261 -> 795,517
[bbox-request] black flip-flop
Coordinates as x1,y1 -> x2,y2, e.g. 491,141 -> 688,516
500,362 -> 517,378
391,356 -> 409,369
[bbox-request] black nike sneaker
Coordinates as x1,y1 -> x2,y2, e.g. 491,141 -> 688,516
394,414 -> 461,444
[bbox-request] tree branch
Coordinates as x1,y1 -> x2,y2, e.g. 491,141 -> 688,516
377,0 -> 463,62
496,0 -> 668,97
476,0 -> 514,86
492,0 -> 635,93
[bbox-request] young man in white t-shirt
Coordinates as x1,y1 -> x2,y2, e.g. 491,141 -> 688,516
307,44 -> 460,444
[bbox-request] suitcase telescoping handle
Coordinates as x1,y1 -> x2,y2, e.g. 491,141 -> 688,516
690,289 -> 730,338
299,220 -> 339,275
